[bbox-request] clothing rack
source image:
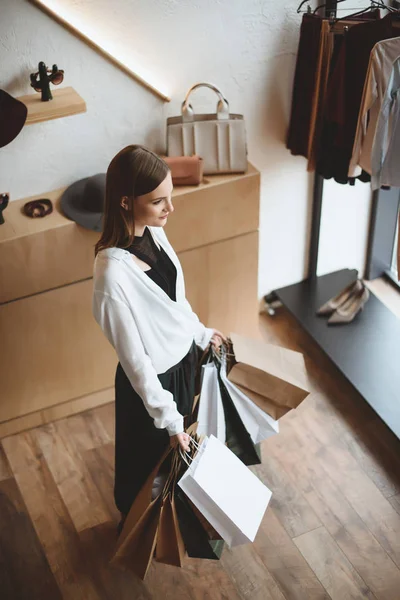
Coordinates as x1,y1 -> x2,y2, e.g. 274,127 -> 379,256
266,0 -> 400,440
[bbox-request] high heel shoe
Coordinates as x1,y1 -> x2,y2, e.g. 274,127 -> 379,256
316,279 -> 364,316
327,285 -> 370,325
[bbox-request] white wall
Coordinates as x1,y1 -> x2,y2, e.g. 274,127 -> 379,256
0,0 -> 373,298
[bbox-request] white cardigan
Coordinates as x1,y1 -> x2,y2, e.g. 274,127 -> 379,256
92,225 -> 214,436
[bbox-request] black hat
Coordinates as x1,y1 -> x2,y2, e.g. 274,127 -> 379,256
0,90 -> 28,148
60,173 -> 106,232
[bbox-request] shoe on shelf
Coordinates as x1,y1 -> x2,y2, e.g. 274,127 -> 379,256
316,279 -> 364,316
327,285 -> 370,325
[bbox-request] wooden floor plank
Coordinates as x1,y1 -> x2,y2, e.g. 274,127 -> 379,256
267,417 -> 400,600
83,443 -> 120,525
293,526 -> 376,600
0,477 -> 62,600
91,402 -> 116,442
2,431 -> 100,599
292,404 -> 400,570
32,421 -> 110,532
220,544 -> 287,600
388,494 -> 400,517
78,522 -> 153,600
252,454 -> 321,539
0,443 -> 12,482
181,558 -> 244,600
254,507 -> 330,600
60,409 -> 113,452
298,390 -> 400,500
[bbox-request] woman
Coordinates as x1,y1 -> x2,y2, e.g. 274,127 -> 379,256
92,145 -> 226,534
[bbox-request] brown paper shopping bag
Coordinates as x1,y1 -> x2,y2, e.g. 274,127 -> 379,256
227,333 -> 310,420
186,497 -> 222,541
155,491 -> 186,566
155,452 -> 186,566
111,495 -> 163,579
114,444 -> 172,553
112,423 -> 201,577
112,447 -> 181,578
155,424 -> 207,566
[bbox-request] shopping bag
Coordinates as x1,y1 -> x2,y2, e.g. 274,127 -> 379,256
114,444 -> 172,552
112,494 -> 163,579
226,333 -> 310,419
196,363 -> 226,442
196,349 -> 262,466
186,495 -> 222,541
175,487 -> 225,560
194,343 -> 212,397
220,356 -> 279,444
112,423 -> 204,578
216,365 -> 262,466
155,451 -> 186,566
178,435 -> 272,547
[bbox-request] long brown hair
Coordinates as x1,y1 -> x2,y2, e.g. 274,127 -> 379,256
94,145 -> 170,257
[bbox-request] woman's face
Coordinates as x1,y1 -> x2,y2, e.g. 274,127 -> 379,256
121,171 -> 174,229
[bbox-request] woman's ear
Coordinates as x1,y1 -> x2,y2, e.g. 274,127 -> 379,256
120,196 -> 129,210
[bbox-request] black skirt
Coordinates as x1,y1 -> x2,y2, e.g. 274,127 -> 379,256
114,339 -> 199,516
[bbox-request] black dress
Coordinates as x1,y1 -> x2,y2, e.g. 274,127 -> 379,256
114,227 -> 199,516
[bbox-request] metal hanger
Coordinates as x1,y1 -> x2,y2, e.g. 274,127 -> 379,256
304,0 -> 396,16
311,0 -> 349,14
331,1 -> 398,22
296,1 -> 313,13
297,0 -> 377,15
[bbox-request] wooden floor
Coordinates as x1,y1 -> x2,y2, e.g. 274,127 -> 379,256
1,307 -> 400,600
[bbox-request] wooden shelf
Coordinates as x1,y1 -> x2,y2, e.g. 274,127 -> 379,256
0,187 -> 99,304
18,86 -> 86,125
1,163 -> 258,246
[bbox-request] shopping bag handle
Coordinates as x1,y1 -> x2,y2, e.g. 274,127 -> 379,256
178,435 -> 202,468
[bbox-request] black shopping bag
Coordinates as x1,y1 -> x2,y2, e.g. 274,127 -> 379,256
175,487 -> 225,560
216,364 -> 262,467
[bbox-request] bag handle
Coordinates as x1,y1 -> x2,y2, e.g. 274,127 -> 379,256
178,435 -> 203,468
181,82 -> 230,122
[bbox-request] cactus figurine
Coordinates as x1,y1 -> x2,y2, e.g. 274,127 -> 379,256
30,62 -> 64,101
0,193 -> 9,225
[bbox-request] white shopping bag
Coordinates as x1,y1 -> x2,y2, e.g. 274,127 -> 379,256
196,363 -> 226,442
220,359 -> 279,444
178,435 -> 272,548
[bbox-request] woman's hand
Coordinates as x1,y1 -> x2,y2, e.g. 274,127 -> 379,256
170,431 -> 191,453
210,328 -> 228,350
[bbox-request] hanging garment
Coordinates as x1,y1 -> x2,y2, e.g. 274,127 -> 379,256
307,19 -> 334,171
318,12 -> 400,184
286,13 -> 324,158
349,37 -> 400,178
371,57 -> 400,190
306,18 -> 366,173
287,10 -> 380,162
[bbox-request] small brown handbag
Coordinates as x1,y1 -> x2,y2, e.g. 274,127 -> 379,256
162,155 -> 204,186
